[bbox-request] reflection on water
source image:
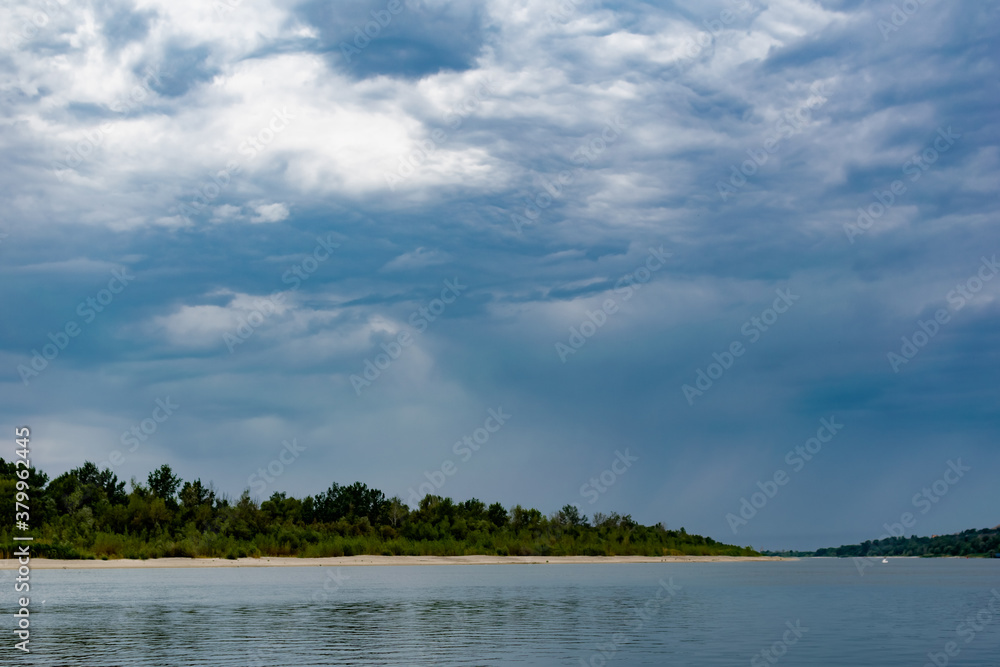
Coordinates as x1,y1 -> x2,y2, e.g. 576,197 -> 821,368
21,560 -> 1000,666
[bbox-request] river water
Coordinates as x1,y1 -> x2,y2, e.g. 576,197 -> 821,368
14,558 -> 1000,665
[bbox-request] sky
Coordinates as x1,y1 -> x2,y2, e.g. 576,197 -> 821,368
0,0 -> 997,552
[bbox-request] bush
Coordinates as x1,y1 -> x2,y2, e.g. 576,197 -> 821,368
34,542 -> 89,559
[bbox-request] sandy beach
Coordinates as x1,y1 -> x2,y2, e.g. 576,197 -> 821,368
0,554 -> 792,569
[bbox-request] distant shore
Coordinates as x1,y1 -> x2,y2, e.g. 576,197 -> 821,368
0,554 -> 793,569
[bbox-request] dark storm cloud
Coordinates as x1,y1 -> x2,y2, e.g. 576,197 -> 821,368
293,0 -> 488,79
0,0 -> 997,551
151,42 -> 220,98
100,2 -> 158,52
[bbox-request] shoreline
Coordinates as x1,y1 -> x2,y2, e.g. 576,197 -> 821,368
0,554 -> 793,569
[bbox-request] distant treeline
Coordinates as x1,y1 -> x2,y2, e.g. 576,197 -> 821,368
764,527 -> 1000,558
0,460 -> 759,560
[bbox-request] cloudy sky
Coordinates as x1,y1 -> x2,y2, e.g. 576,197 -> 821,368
1,0 -> 997,551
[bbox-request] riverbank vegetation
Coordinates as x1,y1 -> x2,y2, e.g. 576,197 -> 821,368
764,527 -> 1000,558
0,460 -> 759,560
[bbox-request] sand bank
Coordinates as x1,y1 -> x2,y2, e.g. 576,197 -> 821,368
1,554 -> 791,569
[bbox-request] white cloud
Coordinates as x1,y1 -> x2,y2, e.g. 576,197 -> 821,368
147,290 -> 293,348
249,202 -> 290,223
210,204 -> 243,223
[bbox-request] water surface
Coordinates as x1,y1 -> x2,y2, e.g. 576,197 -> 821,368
16,558 -> 1000,665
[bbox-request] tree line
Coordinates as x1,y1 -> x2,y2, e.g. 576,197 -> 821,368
763,527 -> 1000,558
0,459 -> 759,560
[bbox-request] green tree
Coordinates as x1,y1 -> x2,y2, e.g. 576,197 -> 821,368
387,496 -> 408,527
557,504 -> 586,527
147,464 -> 181,503
510,505 -> 542,531
73,462 -> 127,505
179,478 -> 214,508
461,498 -> 486,520
487,502 -> 508,527
179,478 -> 216,529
